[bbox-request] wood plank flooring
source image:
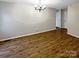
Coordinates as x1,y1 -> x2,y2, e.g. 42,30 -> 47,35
0,29 -> 79,58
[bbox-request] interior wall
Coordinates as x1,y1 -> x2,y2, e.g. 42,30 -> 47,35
0,2 -> 56,40
56,10 -> 61,28
68,3 -> 79,38
61,9 -> 68,28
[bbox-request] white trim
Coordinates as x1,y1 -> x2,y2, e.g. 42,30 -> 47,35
0,28 -> 56,42
68,32 -> 79,38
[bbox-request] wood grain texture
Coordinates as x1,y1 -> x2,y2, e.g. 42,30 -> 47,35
0,29 -> 79,58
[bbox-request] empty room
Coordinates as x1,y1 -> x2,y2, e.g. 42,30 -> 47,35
0,0 -> 79,58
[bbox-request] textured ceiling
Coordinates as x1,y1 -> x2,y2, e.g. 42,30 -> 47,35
0,0 -> 79,9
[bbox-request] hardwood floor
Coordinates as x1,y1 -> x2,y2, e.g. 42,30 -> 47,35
0,29 -> 79,58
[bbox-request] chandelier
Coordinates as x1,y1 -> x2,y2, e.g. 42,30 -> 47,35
34,0 -> 46,12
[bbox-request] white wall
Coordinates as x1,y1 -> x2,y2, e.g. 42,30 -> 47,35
0,2 -> 56,40
61,9 -> 68,28
56,10 -> 61,28
68,3 -> 79,38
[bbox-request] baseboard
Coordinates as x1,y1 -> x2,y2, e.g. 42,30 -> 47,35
0,28 -> 56,42
68,32 -> 79,39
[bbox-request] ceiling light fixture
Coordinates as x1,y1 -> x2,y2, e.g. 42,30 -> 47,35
34,0 -> 46,12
